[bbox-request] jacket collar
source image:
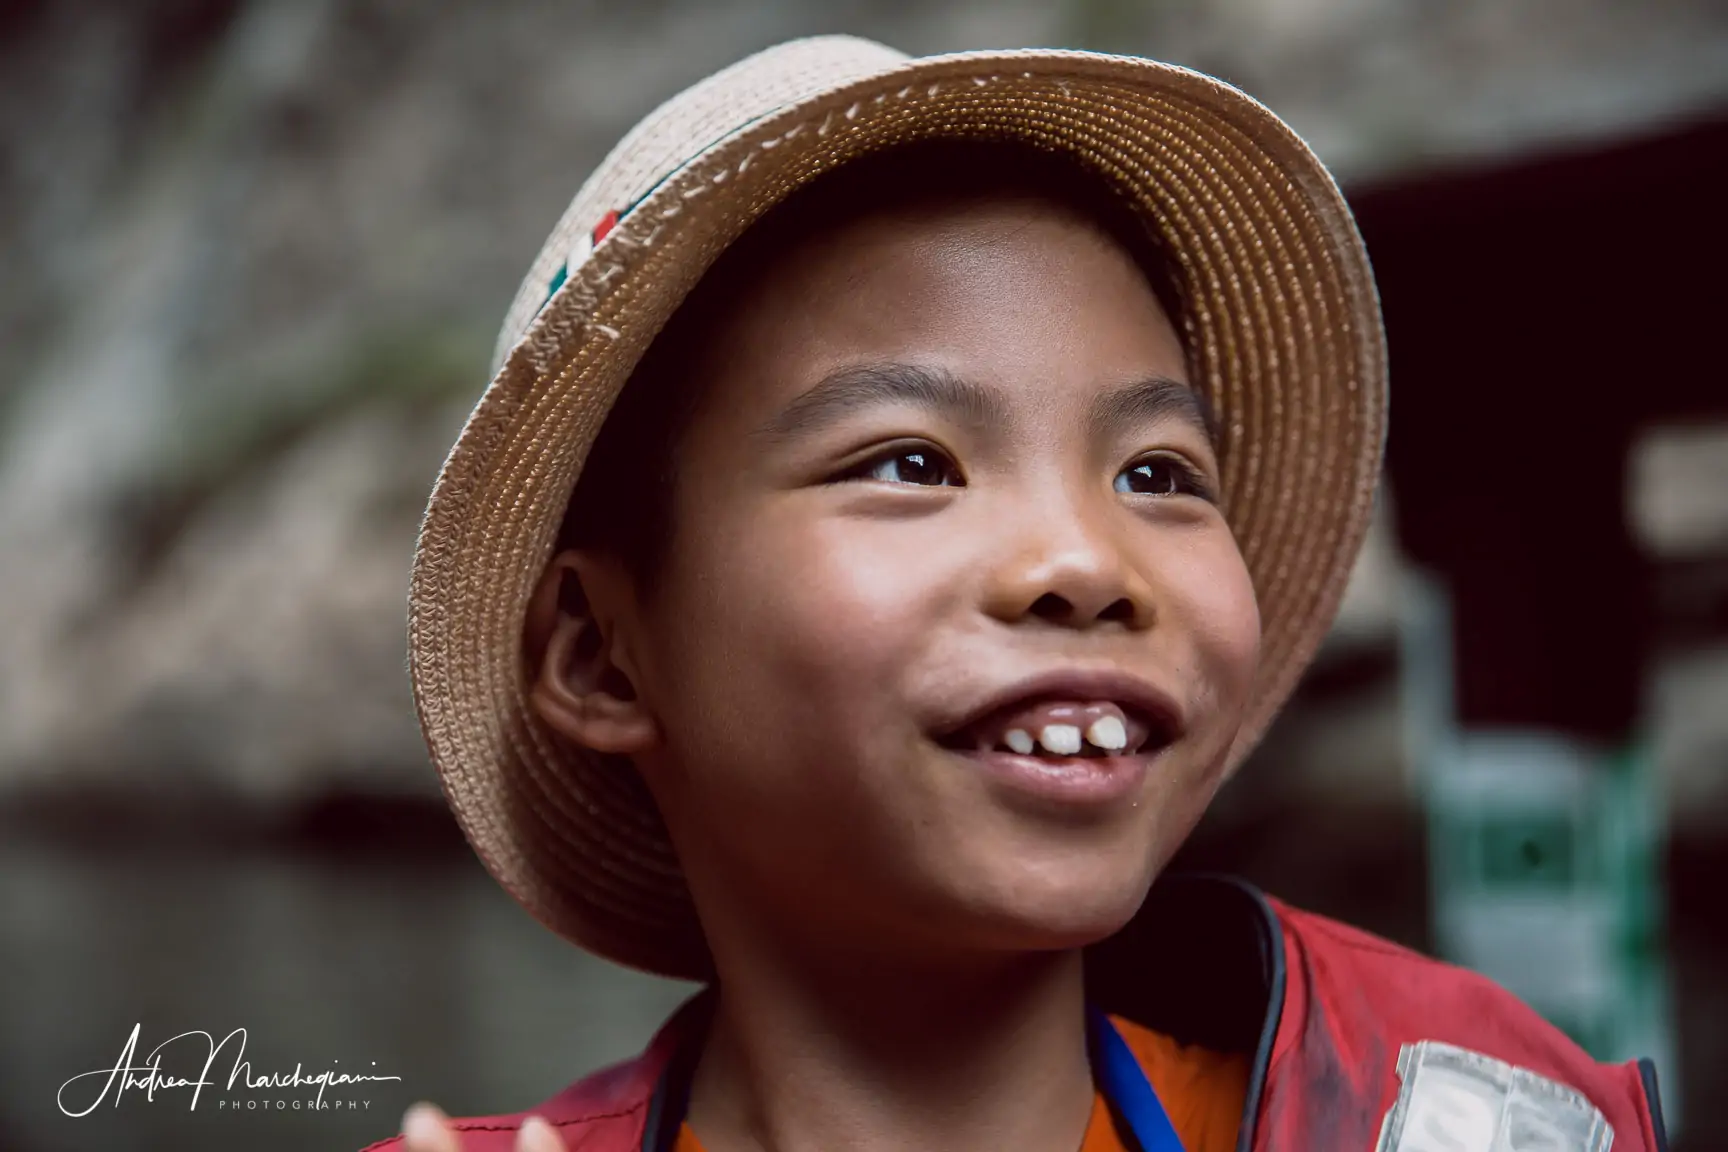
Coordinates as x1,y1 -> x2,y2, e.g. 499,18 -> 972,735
636,874 -> 1286,1152
1083,874 -> 1286,1152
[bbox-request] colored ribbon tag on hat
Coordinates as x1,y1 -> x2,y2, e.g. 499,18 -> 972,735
542,207 -> 628,309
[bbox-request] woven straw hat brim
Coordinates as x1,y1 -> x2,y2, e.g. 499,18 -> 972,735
409,37 -> 1387,979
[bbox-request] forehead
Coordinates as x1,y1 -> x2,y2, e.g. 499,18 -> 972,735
687,192 -> 1191,426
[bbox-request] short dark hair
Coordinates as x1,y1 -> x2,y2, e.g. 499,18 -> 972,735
557,137 -> 1191,587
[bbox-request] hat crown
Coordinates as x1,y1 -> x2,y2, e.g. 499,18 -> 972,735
492,35 -> 909,371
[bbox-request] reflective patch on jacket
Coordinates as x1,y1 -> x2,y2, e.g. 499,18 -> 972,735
1375,1040 -> 1613,1152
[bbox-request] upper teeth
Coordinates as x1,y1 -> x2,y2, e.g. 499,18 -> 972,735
1002,717 -> 1129,756
1086,715 -> 1127,751
1037,723 -> 1082,755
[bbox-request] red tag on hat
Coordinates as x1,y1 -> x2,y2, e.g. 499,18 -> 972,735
592,210 -> 621,245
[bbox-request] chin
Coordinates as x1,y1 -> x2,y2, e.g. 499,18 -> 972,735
943,854 -> 1159,954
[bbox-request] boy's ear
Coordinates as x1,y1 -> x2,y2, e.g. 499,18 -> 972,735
523,549 -> 659,756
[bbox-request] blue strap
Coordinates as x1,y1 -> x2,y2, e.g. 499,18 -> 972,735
1087,1003 -> 1187,1152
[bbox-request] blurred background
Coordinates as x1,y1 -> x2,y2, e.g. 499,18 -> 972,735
2,1 -> 1724,1149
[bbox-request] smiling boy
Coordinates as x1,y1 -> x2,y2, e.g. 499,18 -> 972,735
371,36 -> 1669,1152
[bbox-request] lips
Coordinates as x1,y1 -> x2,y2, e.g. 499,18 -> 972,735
932,670 -> 1183,759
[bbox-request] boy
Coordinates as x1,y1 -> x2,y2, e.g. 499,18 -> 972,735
374,36 -> 1668,1152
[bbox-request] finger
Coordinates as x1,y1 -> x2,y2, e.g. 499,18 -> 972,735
516,1115 -> 565,1152
402,1101 -> 462,1152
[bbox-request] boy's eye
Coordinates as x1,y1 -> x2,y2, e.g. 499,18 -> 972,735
843,446 -> 965,487
1115,454 -> 1213,500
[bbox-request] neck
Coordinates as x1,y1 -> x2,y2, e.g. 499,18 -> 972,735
684,929 -> 1094,1152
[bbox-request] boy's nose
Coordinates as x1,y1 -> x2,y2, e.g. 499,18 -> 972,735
978,495 -> 1157,630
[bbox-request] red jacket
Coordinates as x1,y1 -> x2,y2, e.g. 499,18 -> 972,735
361,877 -> 1669,1151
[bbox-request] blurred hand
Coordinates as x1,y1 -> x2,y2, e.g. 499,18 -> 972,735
401,1102 -> 565,1152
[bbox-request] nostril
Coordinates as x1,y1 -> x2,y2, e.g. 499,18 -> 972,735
1029,592 -> 1071,621
1098,597 -> 1135,623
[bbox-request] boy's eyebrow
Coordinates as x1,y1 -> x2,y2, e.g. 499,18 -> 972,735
753,362 -> 1008,443
751,362 -> 1217,446
1090,375 -> 1219,447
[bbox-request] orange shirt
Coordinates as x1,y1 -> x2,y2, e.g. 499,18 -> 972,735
674,1014 -> 1249,1152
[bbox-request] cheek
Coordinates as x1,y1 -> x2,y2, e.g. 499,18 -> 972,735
648,497 -> 944,779
760,516 -> 943,668
1162,529 -> 1262,726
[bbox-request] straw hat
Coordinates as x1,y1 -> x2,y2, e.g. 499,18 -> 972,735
409,35 -> 1387,978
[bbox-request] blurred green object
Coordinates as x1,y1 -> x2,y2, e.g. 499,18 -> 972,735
1401,569 -> 1681,1129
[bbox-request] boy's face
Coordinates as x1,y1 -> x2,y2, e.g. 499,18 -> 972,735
535,189 -> 1260,961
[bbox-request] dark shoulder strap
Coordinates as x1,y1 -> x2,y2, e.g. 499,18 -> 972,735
640,988 -> 718,1152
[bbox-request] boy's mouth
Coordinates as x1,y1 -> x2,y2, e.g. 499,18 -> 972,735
932,675 -> 1182,761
